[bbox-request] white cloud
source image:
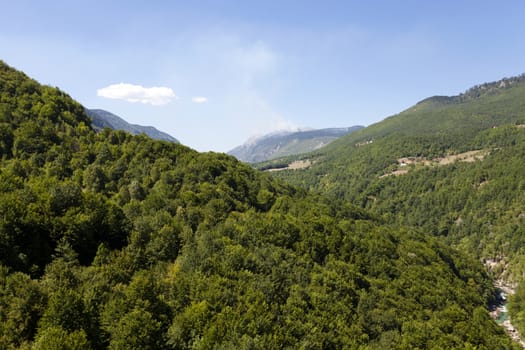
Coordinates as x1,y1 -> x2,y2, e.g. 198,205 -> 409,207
97,83 -> 176,106
192,96 -> 208,103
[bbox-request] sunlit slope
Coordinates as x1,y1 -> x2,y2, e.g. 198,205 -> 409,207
269,74 -> 525,195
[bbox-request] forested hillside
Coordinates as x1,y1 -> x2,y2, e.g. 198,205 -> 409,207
0,61 -> 518,348
270,74 -> 525,339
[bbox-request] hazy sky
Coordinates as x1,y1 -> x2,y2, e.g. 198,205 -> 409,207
1,1 -> 524,151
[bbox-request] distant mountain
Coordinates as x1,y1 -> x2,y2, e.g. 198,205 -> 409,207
228,126 -> 363,163
85,108 -> 179,143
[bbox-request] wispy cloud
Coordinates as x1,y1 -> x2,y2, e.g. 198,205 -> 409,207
190,33 -> 279,88
230,41 -> 277,85
97,83 -> 176,106
192,96 -> 208,103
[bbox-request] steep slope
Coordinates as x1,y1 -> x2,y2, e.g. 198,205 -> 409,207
0,60 -> 518,349
85,108 -> 179,142
229,126 -> 363,163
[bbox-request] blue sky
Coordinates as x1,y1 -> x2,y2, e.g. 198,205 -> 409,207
1,1 -> 524,152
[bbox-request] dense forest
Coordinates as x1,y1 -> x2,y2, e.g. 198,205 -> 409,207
270,74 -> 525,341
0,62 -> 520,348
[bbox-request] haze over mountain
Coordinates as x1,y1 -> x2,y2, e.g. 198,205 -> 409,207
229,126 -> 363,163
85,108 -> 179,143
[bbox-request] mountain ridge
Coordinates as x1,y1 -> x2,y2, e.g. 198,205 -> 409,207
229,126 -> 363,163
85,108 -> 179,143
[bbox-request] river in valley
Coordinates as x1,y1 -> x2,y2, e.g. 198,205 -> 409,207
491,281 -> 525,347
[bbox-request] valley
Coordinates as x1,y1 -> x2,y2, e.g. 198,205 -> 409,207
1,61 -> 525,348
2,0 -> 524,348
269,74 -> 525,347
487,258 -> 525,347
